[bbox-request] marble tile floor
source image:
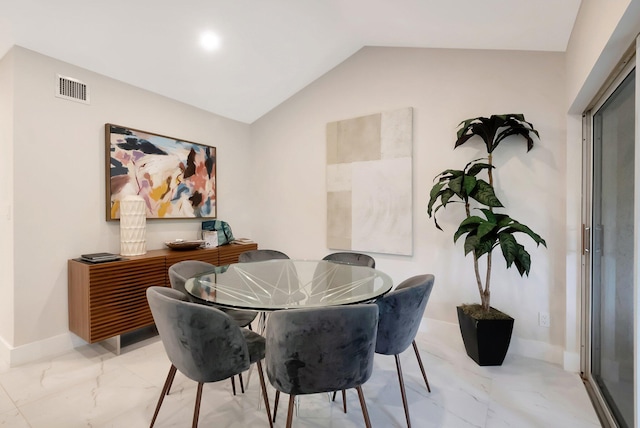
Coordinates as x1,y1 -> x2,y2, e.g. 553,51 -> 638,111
0,325 -> 601,428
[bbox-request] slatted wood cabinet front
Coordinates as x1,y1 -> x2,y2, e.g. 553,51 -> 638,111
68,242 -> 257,343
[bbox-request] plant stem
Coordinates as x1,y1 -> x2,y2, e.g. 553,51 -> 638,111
483,152 -> 494,312
487,153 -> 494,186
466,199 -> 485,305
483,253 -> 491,311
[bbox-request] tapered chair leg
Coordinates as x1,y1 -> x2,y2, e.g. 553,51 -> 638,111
356,386 -> 372,428
150,365 -> 177,428
412,340 -> 431,393
286,394 -> 296,428
273,390 -> 280,422
164,364 -> 178,396
394,355 -> 411,428
192,382 -> 204,428
239,373 -> 245,393
332,389 -> 348,413
231,376 -> 236,395
255,361 -> 274,428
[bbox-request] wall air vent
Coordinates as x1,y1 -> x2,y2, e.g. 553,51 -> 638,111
55,74 -> 90,104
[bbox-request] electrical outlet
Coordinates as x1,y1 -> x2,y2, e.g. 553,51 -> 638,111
539,312 -> 550,327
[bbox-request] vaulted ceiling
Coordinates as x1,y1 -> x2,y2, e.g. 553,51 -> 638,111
0,0 -> 581,123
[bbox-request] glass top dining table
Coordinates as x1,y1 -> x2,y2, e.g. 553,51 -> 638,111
184,259 -> 393,311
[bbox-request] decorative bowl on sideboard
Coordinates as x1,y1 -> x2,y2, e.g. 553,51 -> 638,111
165,240 -> 205,250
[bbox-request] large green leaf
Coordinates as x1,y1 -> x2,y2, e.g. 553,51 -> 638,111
459,215 -> 484,226
434,169 -> 464,181
514,244 -> 531,276
470,234 -> 494,258
498,233 -> 518,266
495,213 -> 513,228
478,208 -> 496,223
454,221 -> 479,242
427,182 -> 445,215
454,114 -> 539,154
448,175 -> 463,196
440,189 -> 455,206
476,221 -> 496,241
466,162 -> 493,177
495,127 -> 537,152
502,222 -> 547,246
463,175 -> 477,196
470,180 -> 503,207
463,234 -> 479,255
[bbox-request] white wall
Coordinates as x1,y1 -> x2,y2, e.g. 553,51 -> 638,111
0,48 -> 15,358
566,0 -> 633,113
251,46 -> 567,362
3,46 -> 253,357
563,0 -> 640,371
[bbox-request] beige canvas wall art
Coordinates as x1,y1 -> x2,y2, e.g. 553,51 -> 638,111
326,107 -> 413,256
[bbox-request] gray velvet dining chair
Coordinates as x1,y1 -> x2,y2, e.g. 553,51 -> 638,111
146,286 -> 273,428
332,274 -> 435,427
375,274 -> 435,427
168,260 -> 258,329
168,260 -> 259,394
322,251 -> 376,268
266,304 -> 379,428
238,249 -> 290,329
238,249 -> 290,262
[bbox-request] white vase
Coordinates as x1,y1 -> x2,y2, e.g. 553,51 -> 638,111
120,195 -> 146,256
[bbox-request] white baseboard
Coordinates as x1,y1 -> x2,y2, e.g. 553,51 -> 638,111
510,335 -> 564,365
421,317 -> 569,369
563,351 -> 581,373
0,335 -> 10,366
1,332 -> 86,367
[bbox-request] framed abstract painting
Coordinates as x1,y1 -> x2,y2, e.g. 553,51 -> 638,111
106,124 -> 216,220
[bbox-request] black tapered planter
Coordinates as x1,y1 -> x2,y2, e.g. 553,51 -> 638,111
456,306 -> 514,366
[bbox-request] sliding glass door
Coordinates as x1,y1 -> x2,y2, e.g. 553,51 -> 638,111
584,66 -> 635,428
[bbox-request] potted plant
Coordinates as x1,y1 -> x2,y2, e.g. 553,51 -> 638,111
427,114 -> 546,366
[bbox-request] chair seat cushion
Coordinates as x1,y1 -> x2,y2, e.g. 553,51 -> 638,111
242,329 -> 266,363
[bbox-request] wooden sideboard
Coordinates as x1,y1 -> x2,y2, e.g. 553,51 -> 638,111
68,241 -> 258,344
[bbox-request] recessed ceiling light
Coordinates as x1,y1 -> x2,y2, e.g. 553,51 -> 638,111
200,31 -> 221,51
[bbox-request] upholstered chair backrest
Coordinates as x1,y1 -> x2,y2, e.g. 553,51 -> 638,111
375,274 -> 435,356
322,252 -> 376,268
168,260 -> 217,296
265,304 -> 378,395
238,249 -> 290,263
146,286 -> 250,383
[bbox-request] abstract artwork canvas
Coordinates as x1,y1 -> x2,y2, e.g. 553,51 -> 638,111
106,124 -> 216,220
326,108 -> 413,255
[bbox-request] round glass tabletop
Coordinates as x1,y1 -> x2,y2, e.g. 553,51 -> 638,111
184,259 -> 393,310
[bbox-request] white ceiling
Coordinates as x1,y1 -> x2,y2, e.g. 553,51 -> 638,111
0,0 -> 581,123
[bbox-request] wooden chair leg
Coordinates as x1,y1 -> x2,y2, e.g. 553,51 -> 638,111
255,361 -> 274,428
286,394 -> 296,428
192,382 -> 204,428
239,373 -> 245,393
231,376 -> 236,395
165,364 -> 178,396
412,340 -> 431,393
150,365 -> 177,428
395,355 -> 411,428
331,389 -> 347,413
356,386 -> 372,428
273,390 -> 280,422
